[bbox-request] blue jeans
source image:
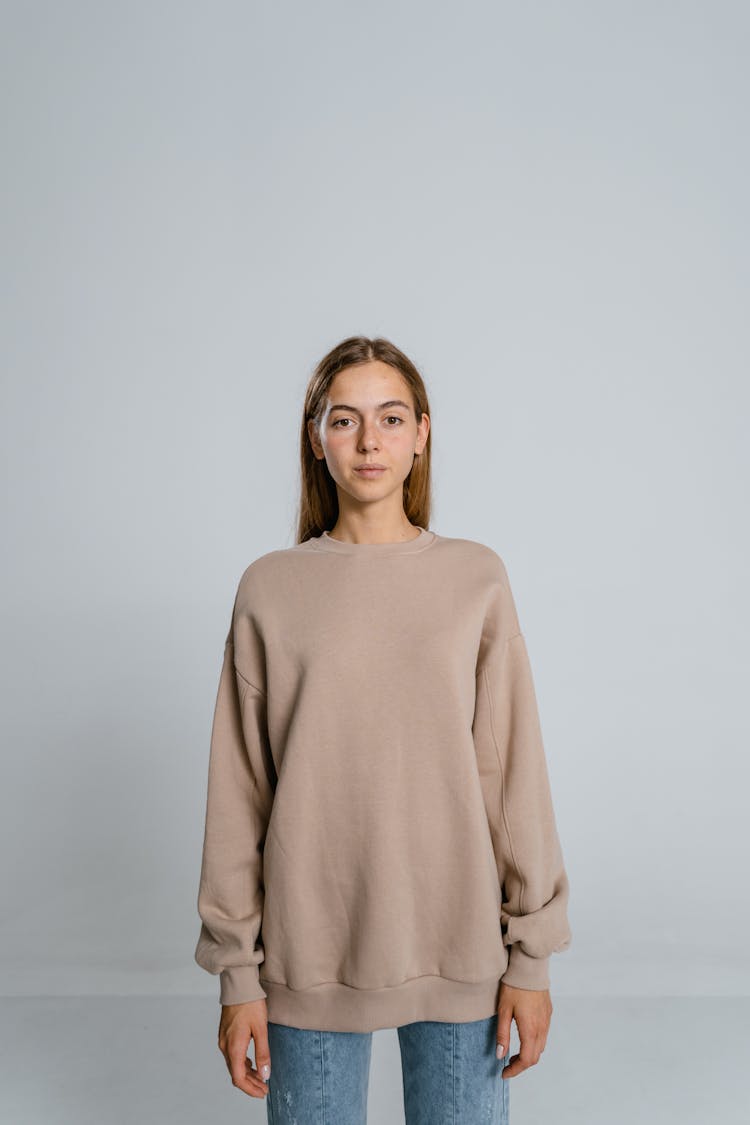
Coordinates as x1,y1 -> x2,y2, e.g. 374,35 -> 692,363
265,1014 -> 511,1124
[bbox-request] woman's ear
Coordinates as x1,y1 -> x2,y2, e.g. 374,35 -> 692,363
307,418 -> 323,459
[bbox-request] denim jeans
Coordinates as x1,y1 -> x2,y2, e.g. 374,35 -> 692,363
265,1013 -> 511,1124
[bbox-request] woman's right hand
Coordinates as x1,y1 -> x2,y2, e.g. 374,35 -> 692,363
218,998 -> 272,1099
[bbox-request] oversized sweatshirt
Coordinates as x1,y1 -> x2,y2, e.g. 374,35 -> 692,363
194,526 -> 572,1033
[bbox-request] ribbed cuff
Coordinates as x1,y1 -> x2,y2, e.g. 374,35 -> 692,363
500,946 -> 551,991
219,965 -> 268,1006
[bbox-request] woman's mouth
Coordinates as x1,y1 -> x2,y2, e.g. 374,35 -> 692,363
354,466 -> 387,477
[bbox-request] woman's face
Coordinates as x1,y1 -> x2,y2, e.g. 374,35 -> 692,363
309,360 -> 429,508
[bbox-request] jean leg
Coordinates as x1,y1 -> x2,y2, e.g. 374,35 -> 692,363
397,1014 -> 510,1125
265,1021 -> 373,1125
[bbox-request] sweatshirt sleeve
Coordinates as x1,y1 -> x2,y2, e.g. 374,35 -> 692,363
194,595 -> 275,1006
472,557 -> 572,991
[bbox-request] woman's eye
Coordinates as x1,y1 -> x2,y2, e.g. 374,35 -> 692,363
332,416 -> 402,428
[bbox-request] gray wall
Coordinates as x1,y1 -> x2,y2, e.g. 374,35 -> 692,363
2,0 -> 747,1004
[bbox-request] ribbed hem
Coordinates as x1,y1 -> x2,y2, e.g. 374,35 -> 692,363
219,965 -> 268,1006
260,974 -> 501,1033
500,947 -> 551,991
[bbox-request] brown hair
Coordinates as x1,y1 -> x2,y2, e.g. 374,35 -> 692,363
296,336 -> 433,543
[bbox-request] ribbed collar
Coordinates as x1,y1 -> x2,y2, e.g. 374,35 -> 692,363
308,525 -> 437,556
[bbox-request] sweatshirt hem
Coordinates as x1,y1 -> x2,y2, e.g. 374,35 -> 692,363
260,974 -> 501,1032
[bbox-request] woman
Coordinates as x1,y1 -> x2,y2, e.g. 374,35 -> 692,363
194,335 -> 572,1124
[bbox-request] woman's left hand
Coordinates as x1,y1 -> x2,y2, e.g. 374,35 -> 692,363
495,981 -> 553,1078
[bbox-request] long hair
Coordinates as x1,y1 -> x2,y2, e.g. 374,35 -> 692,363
296,336 -> 433,544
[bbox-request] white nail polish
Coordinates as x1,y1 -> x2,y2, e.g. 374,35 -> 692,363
496,1044 -> 504,1059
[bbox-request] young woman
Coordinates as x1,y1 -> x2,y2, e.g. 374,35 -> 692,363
194,336 -> 572,1124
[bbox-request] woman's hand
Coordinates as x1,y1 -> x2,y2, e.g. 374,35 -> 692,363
496,982 -> 553,1079
218,998 -> 272,1098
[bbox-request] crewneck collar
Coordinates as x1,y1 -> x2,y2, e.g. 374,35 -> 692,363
309,526 -> 437,556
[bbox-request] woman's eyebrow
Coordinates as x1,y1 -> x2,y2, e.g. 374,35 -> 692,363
328,400 -> 412,414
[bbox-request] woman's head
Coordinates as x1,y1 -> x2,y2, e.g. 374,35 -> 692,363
298,336 -> 432,542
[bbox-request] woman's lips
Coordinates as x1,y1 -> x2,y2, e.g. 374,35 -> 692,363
355,466 -> 387,476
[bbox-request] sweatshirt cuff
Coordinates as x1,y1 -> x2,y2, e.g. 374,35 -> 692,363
500,946 -> 551,991
219,966 -> 268,1006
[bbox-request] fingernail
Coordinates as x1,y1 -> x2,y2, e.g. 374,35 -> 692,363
260,1064 -> 271,1080
496,1044 -> 504,1059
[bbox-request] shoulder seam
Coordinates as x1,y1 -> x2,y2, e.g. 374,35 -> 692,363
225,638 -> 267,697
234,662 -> 267,697
475,631 -> 522,677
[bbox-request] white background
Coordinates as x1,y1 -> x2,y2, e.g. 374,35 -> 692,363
1,2 -> 748,1120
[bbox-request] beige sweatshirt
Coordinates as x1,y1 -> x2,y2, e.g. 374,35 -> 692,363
194,526 -> 572,1032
